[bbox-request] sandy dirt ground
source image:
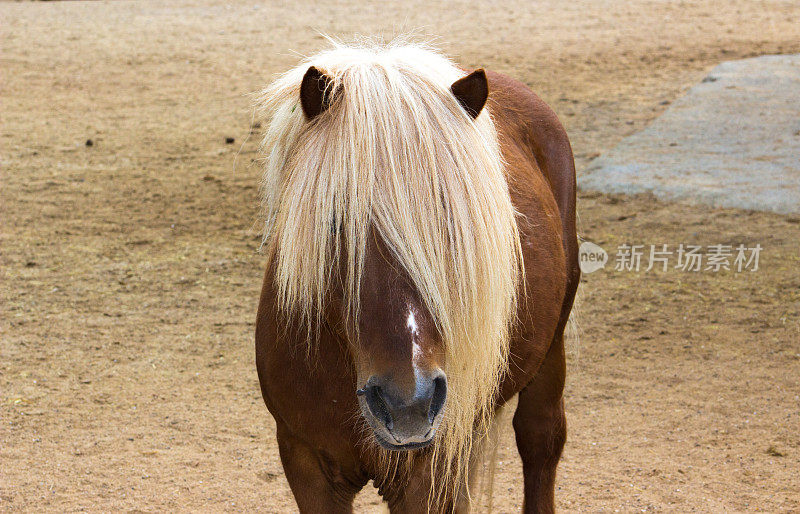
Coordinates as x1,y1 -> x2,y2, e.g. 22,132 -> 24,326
2,1 -> 799,511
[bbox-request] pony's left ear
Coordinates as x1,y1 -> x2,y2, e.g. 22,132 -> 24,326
300,66 -> 335,120
450,69 -> 488,119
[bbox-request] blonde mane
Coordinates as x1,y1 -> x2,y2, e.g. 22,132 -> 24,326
257,39 -> 522,509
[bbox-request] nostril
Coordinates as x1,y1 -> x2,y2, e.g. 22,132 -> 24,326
428,375 -> 447,424
363,385 -> 394,431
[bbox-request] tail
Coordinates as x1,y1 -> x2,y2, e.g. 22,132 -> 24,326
473,403 -> 508,512
564,285 -> 582,364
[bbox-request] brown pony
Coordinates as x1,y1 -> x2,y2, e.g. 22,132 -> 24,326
255,41 -> 579,513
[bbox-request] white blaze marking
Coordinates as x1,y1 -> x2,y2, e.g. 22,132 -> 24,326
407,309 -> 421,362
407,310 -> 419,336
407,307 -> 425,398
412,341 -> 423,362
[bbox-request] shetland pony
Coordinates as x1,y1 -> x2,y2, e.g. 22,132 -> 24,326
255,41 -> 579,513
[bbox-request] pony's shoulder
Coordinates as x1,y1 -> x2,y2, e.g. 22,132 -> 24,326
485,70 -> 566,137
485,69 -> 577,236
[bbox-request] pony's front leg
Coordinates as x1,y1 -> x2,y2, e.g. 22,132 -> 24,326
276,425 -> 364,513
513,335 -> 567,514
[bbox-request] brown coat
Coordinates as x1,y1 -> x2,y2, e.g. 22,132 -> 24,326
255,70 -> 579,513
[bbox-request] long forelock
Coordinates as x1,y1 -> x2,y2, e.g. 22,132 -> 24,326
257,39 -> 523,508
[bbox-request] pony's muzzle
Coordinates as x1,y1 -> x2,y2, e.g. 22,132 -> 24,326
359,370 -> 447,450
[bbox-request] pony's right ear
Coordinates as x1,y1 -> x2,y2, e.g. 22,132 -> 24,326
300,66 -> 335,120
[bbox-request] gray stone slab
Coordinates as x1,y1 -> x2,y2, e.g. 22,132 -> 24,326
579,55 -> 800,214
